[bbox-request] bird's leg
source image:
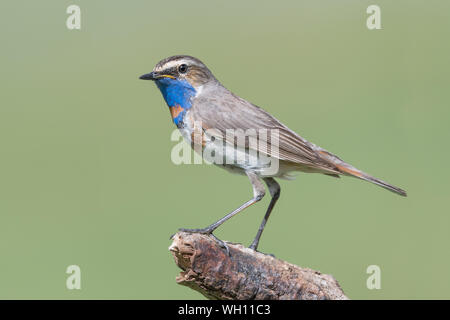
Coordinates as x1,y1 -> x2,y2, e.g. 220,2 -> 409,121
249,178 -> 281,251
177,197 -> 260,234
178,172 -> 266,252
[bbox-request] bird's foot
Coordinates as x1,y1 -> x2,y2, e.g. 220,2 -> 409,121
169,227 -> 211,239
249,242 -> 276,258
173,227 -> 230,256
249,240 -> 260,252
208,233 -> 230,256
178,227 -> 214,234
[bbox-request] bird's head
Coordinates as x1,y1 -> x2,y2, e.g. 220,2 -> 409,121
140,55 -> 215,92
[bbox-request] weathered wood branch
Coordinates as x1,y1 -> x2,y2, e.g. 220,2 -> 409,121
169,232 -> 348,300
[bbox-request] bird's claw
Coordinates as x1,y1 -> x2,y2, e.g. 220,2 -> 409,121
178,227 -> 214,234
209,233 -> 230,256
249,243 -> 276,258
172,228 -> 230,256
169,228 -> 212,240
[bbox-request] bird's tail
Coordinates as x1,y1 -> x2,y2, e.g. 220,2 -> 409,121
334,163 -> 407,197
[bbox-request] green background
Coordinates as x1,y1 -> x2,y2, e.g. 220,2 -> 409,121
1,0 -> 449,299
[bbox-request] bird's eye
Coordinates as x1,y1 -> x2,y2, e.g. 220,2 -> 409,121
178,64 -> 188,74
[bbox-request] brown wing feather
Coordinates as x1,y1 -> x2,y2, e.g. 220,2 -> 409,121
191,89 -> 339,174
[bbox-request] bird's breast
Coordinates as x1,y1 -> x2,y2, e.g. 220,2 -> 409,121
169,104 -> 186,127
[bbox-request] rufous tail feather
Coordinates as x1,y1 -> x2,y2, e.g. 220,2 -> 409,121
335,163 -> 407,197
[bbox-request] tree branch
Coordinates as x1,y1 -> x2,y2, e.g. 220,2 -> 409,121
169,232 -> 349,300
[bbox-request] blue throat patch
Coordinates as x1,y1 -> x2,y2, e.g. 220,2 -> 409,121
155,78 -> 196,127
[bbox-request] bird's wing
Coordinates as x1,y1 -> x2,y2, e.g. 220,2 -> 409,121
191,90 -> 340,174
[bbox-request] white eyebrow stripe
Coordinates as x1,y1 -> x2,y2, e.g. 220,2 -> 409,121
154,59 -> 188,72
154,57 -> 205,72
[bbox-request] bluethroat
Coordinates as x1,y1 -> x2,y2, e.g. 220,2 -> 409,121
140,55 -> 406,251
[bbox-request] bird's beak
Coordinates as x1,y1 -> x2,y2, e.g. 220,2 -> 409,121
139,72 -> 158,80
139,72 -> 175,81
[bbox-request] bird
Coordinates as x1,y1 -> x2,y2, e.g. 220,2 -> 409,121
139,55 -> 406,252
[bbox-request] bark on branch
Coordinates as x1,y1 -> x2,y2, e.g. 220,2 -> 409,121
169,232 -> 348,300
